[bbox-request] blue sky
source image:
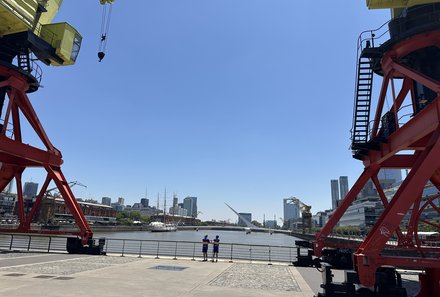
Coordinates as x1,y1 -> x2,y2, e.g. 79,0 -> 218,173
18,1 -> 390,223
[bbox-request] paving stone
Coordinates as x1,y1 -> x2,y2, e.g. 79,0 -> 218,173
0,255 -> 141,275
209,263 -> 300,291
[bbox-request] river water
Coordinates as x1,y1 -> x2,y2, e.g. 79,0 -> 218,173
94,230 -> 300,247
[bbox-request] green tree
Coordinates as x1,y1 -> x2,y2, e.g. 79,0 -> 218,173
251,220 -> 263,227
129,211 -> 141,221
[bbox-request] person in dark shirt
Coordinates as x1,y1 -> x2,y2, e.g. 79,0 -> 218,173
202,235 -> 210,261
211,235 -> 220,262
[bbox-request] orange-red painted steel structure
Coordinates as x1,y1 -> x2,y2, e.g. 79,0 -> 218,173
0,65 -> 93,244
314,30 -> 440,296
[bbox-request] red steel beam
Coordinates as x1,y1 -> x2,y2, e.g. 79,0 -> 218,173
0,67 -> 93,244
355,126 -> 440,287
314,165 -> 379,256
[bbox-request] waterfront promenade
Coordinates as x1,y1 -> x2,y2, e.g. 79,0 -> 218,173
0,251 -> 422,297
0,251 -> 321,297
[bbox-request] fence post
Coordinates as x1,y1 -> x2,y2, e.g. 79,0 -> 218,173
27,235 -> 31,251
155,241 -> 160,259
121,240 -> 125,257
173,242 -> 178,260
47,237 -> 52,253
268,246 -> 272,265
289,247 -> 293,266
229,244 -> 233,263
249,246 -> 252,263
9,234 -> 13,250
138,241 -> 143,258
192,242 -> 196,261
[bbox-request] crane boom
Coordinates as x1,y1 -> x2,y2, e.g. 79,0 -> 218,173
285,196 -> 312,234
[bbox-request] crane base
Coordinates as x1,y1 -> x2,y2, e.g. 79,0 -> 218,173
316,264 -> 407,297
66,237 -> 106,255
293,241 -> 354,270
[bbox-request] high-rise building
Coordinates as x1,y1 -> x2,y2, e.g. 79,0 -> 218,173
117,197 -> 125,206
330,179 -> 340,209
238,213 -> 252,227
339,176 -> 349,200
140,198 -> 149,208
23,182 -> 38,200
378,169 -> 403,189
283,198 -> 300,223
169,205 -> 188,216
173,194 -> 178,208
183,196 -> 198,217
101,197 -> 111,206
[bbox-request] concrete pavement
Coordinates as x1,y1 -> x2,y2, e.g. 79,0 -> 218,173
0,251 -> 315,297
0,251 -> 421,296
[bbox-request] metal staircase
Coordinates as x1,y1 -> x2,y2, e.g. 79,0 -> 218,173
351,55 -> 374,150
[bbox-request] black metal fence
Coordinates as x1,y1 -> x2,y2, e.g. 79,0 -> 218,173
0,234 -> 297,264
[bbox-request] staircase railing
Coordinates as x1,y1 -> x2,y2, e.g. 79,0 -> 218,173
351,21 -> 390,151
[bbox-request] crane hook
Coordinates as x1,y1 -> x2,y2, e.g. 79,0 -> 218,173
98,1 -> 113,62
98,51 -> 105,62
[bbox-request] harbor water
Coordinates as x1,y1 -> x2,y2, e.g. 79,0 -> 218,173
94,229 -> 300,247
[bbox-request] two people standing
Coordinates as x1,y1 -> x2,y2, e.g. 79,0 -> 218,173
201,235 -> 220,262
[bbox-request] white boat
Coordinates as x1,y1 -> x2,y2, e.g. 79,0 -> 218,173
149,221 -> 177,232
149,189 -> 178,232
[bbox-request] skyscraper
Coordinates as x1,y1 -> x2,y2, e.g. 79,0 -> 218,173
331,179 -> 340,209
183,196 -> 198,217
23,182 -> 38,200
378,169 -> 402,189
101,197 -> 111,206
339,176 -> 349,200
173,194 -> 178,207
140,198 -> 149,208
117,197 -> 125,206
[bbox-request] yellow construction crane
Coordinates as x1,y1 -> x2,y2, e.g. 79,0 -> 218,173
285,196 -> 312,234
0,0 -> 114,67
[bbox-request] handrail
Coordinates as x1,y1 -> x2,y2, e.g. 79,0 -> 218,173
0,233 -> 297,264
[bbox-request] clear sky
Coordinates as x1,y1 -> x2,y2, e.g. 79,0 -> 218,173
18,1 -> 390,223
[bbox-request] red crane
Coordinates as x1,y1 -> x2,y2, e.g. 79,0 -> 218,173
299,2 -> 440,296
0,0 -> 114,253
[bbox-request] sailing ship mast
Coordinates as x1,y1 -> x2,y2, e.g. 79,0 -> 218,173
163,188 -> 167,224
